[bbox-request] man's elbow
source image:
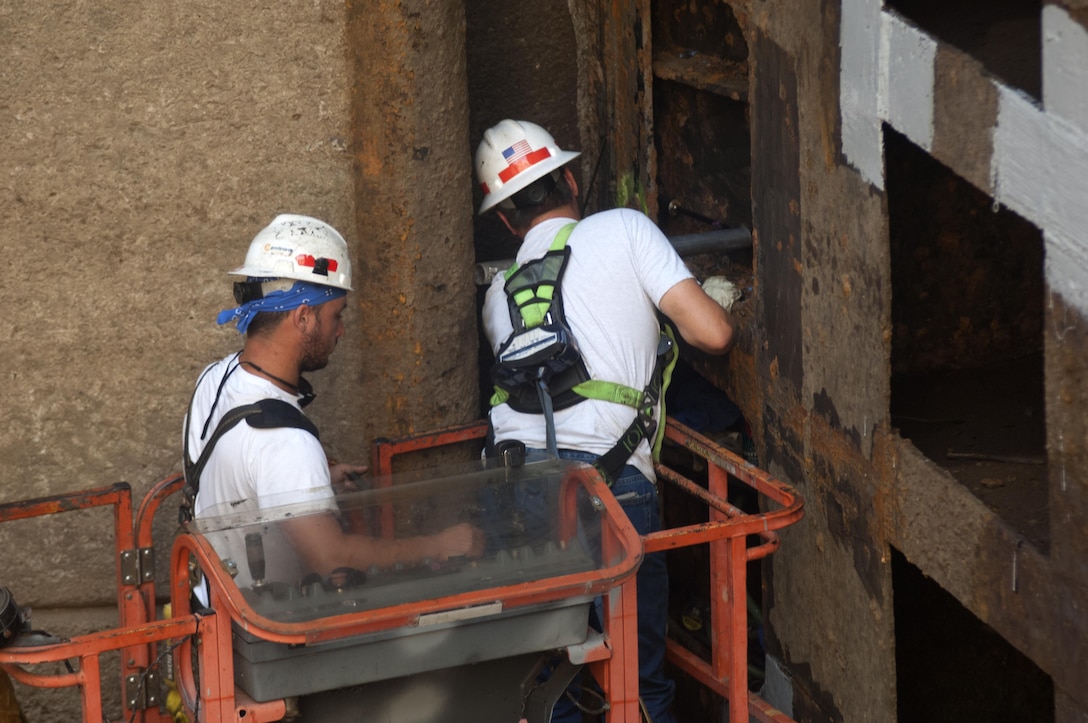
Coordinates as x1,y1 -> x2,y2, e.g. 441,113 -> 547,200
698,318 -> 734,355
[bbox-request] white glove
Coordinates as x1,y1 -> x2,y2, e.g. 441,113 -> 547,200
702,276 -> 742,311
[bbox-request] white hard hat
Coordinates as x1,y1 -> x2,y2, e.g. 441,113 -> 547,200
229,214 -> 353,291
475,120 -> 581,215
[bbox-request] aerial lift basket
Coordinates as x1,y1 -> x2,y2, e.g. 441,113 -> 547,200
0,417 -> 802,722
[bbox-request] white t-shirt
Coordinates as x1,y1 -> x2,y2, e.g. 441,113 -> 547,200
482,209 -> 693,480
184,352 -> 335,589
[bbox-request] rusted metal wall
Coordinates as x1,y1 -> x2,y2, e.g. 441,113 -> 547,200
735,0 -> 1088,721
347,0 -> 478,440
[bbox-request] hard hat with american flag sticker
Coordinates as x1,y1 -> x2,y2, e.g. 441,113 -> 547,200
475,119 -> 580,214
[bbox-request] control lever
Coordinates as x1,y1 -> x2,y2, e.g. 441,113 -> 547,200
494,439 -> 526,469
245,532 -> 267,589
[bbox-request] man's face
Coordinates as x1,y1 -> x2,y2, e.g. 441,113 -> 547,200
300,296 -> 347,372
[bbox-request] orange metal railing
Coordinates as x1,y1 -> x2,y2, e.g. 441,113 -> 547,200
653,420 -> 804,722
0,480 -> 183,723
0,416 -> 802,723
370,417 -> 805,722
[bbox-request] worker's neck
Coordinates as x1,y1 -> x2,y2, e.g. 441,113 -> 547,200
526,203 -> 580,233
239,340 -> 302,394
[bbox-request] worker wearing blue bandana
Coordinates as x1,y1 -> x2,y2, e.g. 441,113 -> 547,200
216,279 -> 347,336
183,214 -> 483,590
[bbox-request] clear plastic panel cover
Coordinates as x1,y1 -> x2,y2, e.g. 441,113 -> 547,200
189,454 -> 618,623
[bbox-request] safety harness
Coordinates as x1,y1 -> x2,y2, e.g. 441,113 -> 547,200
490,222 -> 678,483
179,362 -> 320,524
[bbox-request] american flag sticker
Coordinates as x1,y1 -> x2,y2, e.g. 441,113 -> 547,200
502,140 -> 533,164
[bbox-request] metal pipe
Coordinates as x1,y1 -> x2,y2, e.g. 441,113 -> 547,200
668,226 -> 752,257
474,227 -> 752,286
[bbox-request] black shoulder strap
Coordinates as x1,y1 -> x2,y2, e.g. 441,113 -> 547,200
180,399 -> 319,523
245,398 -> 320,438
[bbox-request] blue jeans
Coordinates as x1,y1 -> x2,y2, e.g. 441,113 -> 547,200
527,449 -> 677,723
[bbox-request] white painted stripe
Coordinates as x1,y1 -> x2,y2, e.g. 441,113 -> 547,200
992,87 -> 1049,223
1044,6 -> 1088,134
883,13 -> 936,152
1046,232 -> 1088,314
994,84 -> 1088,315
838,3 -> 1088,315
840,0 -> 885,189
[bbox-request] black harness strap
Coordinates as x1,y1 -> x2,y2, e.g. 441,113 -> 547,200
179,399 -> 319,523
593,329 -> 677,483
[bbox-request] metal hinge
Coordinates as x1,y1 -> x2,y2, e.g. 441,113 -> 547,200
119,547 -> 156,586
125,668 -> 161,710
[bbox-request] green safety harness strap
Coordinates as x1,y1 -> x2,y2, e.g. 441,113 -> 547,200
491,222 -> 680,483
503,222 -> 577,329
590,324 -> 678,482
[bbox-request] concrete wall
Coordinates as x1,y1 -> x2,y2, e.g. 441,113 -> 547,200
2,0 -> 357,580
1,2 -> 477,720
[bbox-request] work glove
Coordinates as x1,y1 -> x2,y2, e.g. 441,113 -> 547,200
702,276 -> 743,311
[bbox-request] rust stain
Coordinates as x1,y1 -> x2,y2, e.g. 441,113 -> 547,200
357,148 -> 384,178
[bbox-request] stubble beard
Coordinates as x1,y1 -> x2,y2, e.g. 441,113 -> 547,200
300,321 -> 334,373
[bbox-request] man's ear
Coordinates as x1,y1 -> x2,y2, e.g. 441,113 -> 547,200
497,211 -> 522,238
291,304 -> 313,332
564,168 -> 579,199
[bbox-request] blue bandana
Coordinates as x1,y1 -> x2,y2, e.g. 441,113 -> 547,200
217,280 -> 347,334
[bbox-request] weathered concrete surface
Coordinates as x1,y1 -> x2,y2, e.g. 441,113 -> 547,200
0,2 -> 477,720
347,0 -> 478,441
931,44 -> 998,195
0,1 -> 358,603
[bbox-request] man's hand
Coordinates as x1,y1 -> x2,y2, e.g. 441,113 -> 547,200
701,276 -> 743,312
329,462 -> 369,493
432,522 -> 486,561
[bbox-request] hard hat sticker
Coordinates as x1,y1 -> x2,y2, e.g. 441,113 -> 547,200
502,140 -> 533,164
263,244 -> 294,256
296,255 -> 338,273
498,147 -> 552,184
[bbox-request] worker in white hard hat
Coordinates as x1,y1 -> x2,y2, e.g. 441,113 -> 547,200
183,214 -> 484,592
476,121 -> 734,723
